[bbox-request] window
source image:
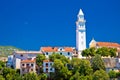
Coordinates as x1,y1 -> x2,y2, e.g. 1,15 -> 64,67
68,52 -> 70,55
79,15 -> 84,19
31,64 -> 34,67
52,47 -> 54,49
46,52 -> 48,55
50,63 -> 52,66
60,48 -> 62,51
46,68 -> 48,72
22,64 -> 24,66
50,68 -> 52,71
26,64 -> 29,67
20,54 -> 23,57
76,52 -> 78,54
46,63 -> 48,67
31,69 -> 33,71
79,22 -> 84,27
60,53 -> 62,55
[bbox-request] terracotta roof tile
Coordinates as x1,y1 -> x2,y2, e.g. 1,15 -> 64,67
97,42 -> 120,48
41,47 -> 58,52
64,47 -> 73,52
21,59 -> 35,63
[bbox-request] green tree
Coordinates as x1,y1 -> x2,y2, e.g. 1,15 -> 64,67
70,58 -> 81,73
12,73 -> 23,80
91,54 -> 105,71
70,58 -> 93,80
23,72 -> 39,80
70,71 -> 80,80
52,59 -> 64,80
82,48 -> 90,57
53,59 -> 64,70
109,48 -> 117,57
89,47 -> 96,57
36,54 -> 45,66
52,59 -> 72,80
82,47 -> 96,58
79,60 -> 93,76
49,52 -> 56,61
36,54 -> 45,73
39,73 -> 47,80
49,53 -> 70,64
0,75 -> 5,80
2,68 -> 17,80
6,74 -> 13,80
0,61 -> 5,70
79,75 -> 92,80
0,61 -> 5,67
96,47 -> 109,57
59,66 -> 72,80
93,69 -> 109,80
108,70 -> 117,79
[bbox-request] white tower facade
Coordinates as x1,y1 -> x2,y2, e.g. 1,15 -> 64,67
76,9 -> 86,58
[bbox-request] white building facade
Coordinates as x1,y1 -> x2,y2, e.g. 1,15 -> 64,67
76,9 -> 86,58
13,51 -> 42,69
41,47 -> 75,60
43,60 -> 55,73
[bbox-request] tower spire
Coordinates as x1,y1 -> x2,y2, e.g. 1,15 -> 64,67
78,9 -> 84,15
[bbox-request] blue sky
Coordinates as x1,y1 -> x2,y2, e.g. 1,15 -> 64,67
0,0 -> 120,50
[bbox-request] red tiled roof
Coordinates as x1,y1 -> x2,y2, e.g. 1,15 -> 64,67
41,47 -> 74,52
64,47 -> 73,52
97,42 -> 120,48
41,47 -> 58,52
21,60 -> 35,63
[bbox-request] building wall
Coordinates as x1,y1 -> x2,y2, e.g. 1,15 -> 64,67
43,62 -> 54,73
7,55 -> 13,67
13,52 -> 40,69
15,58 -> 21,69
20,62 -> 36,75
44,52 -> 73,60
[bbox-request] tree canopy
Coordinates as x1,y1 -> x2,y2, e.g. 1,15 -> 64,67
91,54 -> 105,71
82,47 -> 117,57
36,54 -> 46,66
93,69 -> 109,80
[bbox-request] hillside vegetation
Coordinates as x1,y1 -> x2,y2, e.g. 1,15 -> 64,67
0,46 -> 22,57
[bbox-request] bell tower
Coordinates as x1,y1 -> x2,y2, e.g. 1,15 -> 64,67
76,9 -> 86,58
